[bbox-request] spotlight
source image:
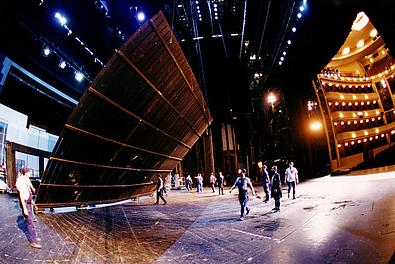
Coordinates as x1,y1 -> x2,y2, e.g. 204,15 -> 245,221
297,13 -> 302,19
292,27 -> 296,32
137,12 -> 146,22
299,6 -> 305,12
59,60 -> 67,69
287,40 -> 291,45
42,47 -> 51,57
75,71 -> 84,82
54,12 -> 67,26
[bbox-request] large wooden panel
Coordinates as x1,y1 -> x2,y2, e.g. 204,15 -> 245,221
35,11 -> 212,208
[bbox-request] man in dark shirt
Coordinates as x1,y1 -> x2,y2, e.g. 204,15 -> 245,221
154,174 -> 167,205
261,165 -> 270,203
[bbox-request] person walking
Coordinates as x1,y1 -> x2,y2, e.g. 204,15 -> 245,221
285,161 -> 299,199
186,174 -> 193,191
270,166 -> 282,212
154,174 -> 167,205
261,165 -> 270,203
210,172 -> 216,193
229,168 -> 256,221
217,171 -> 224,195
195,173 -> 203,193
16,167 -> 42,249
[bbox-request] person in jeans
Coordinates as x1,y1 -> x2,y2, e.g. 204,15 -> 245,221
16,167 -> 42,249
230,169 -> 256,221
285,161 -> 299,199
210,172 -> 216,193
261,165 -> 270,203
154,174 -> 167,205
270,166 -> 282,212
217,171 -> 224,195
195,173 -> 203,193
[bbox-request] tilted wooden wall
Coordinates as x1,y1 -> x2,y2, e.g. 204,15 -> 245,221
35,11 -> 212,208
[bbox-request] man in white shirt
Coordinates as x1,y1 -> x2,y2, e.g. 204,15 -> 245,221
16,167 -> 41,248
284,162 -> 299,199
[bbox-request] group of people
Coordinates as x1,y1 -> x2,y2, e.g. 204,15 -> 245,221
154,162 -> 299,222
231,162 -> 299,221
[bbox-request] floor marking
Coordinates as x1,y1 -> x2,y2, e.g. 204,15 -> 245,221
231,228 -> 282,243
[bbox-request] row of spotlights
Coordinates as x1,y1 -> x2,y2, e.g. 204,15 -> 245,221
42,47 -> 84,82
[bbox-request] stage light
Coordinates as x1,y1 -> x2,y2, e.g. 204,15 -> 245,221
297,13 -> 302,19
287,40 -> 291,45
137,12 -> 146,22
279,61 -> 282,65
283,51 -> 287,55
54,12 -> 67,26
42,47 -> 51,57
280,57 -> 284,61
59,60 -> 67,69
292,27 -> 296,32
299,6 -> 305,12
75,71 -> 84,82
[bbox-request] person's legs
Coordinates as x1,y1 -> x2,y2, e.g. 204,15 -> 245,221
25,202 -> 38,243
292,182 -> 296,199
275,199 -> 280,210
287,182 -> 292,198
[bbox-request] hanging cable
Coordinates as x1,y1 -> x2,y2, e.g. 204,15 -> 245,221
257,0 -> 272,58
239,0 -> 248,60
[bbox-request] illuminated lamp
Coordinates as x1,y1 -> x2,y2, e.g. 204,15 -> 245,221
358,140 -> 362,144
328,102 -> 332,106
357,40 -> 364,48
354,102 -> 358,106
364,131 -> 368,136
340,121 -> 344,125
371,118 -> 375,121
352,12 -> 369,31
352,133 -> 356,138
365,112 -> 369,116
337,144 -> 341,148
340,95 -> 344,99
59,60 -> 67,69
351,141 -> 355,145
381,134 -> 385,138
352,95 -> 356,99
336,84 -> 339,87
335,102 -> 339,106
378,117 -> 381,120
54,12 -> 67,26
353,121 -> 357,124
342,84 -> 346,88
375,128 -> 379,133
347,121 -> 351,125
299,6 -> 305,12
344,142 -> 349,146
360,120 -> 363,124
42,47 -> 51,57
75,71 -> 84,82
349,102 -> 353,106
366,119 -> 369,123
361,102 -> 364,106
137,12 -> 146,22
363,138 -> 368,142
342,102 -> 346,106
391,130 -> 395,135
334,122 -> 338,126
287,40 -> 291,45
329,83 -> 333,86
342,47 -> 350,55
369,137 -> 373,141
373,100 -> 377,104
292,27 -> 297,32
297,13 -> 302,19
370,29 -> 377,38
339,113 -> 344,118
